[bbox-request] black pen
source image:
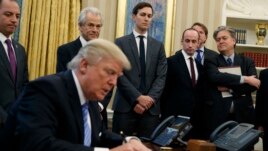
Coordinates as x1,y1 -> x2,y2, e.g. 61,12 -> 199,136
120,131 -> 127,143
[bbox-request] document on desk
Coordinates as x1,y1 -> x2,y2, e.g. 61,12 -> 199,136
218,66 -> 242,98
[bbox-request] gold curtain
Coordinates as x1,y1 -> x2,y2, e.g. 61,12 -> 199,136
19,0 -> 81,80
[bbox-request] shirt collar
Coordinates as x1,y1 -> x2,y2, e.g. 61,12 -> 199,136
0,32 -> 11,43
79,36 -> 89,47
198,46 -> 204,52
182,49 -> 194,59
71,70 -> 87,106
223,53 -> 235,61
133,29 -> 148,39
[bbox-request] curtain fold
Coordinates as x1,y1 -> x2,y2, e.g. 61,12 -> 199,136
19,0 -> 81,80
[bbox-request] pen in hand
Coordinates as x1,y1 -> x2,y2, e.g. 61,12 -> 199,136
120,131 -> 127,143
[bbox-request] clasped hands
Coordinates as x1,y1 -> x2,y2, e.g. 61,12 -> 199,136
217,75 -> 261,92
134,95 -> 154,114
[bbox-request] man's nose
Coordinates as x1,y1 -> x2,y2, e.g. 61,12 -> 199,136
11,15 -> 19,23
109,76 -> 117,86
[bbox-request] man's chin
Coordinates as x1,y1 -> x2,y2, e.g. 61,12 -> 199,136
96,95 -> 105,101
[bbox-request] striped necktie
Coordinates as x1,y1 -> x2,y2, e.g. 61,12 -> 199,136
227,58 -> 232,66
5,39 -> 16,80
82,103 -> 91,146
196,49 -> 202,64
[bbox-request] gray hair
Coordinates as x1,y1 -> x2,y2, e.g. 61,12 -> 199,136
67,39 -> 131,70
78,6 -> 102,26
213,26 -> 236,41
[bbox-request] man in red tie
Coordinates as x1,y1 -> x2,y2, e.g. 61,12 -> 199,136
0,0 -> 28,127
160,28 -> 205,139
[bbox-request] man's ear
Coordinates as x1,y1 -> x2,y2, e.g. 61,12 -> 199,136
132,14 -> 136,21
79,58 -> 88,74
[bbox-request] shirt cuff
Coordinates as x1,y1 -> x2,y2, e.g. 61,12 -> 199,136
125,136 -> 141,142
94,147 -> 109,151
240,76 -> 245,84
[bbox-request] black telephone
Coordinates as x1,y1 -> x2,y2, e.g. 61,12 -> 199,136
142,115 -> 192,146
210,121 -> 261,151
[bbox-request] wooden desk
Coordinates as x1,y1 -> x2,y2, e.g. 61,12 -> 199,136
144,142 -> 185,151
144,139 -> 216,151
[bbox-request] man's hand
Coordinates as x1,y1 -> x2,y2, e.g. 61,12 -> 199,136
217,86 -> 229,92
133,104 -> 146,114
244,76 -> 261,89
136,95 -> 154,110
257,126 -> 264,132
110,139 -> 151,151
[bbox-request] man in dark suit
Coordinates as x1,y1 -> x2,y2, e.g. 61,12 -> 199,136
160,28 -> 204,139
56,6 -> 110,128
255,68 -> 268,151
1,39 -> 151,151
204,26 -> 260,134
56,6 -> 102,72
191,22 -> 218,139
191,22 -> 218,65
0,0 -> 28,127
112,2 -> 167,138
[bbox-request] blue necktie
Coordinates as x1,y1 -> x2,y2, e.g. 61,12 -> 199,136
82,103 -> 91,146
5,39 -> 16,80
196,49 -> 202,64
227,58 -> 232,66
138,35 -> 146,92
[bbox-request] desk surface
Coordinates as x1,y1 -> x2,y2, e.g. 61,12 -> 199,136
144,142 -> 185,151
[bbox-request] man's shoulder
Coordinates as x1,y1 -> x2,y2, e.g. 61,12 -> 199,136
168,50 -> 182,60
204,48 -> 218,55
12,40 -> 25,50
236,53 -> 254,63
58,38 -> 81,50
30,71 -> 72,92
115,34 -> 133,41
147,36 -> 163,45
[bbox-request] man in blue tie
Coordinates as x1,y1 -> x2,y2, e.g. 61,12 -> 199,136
191,22 -> 218,65
0,0 -> 28,127
204,26 -> 260,137
0,39 -> 151,151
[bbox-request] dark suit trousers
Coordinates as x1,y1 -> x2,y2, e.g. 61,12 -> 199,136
112,111 -> 159,138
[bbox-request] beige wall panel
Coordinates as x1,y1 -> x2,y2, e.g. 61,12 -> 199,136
173,0 -> 225,55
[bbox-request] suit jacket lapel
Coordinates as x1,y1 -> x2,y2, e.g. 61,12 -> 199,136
129,33 -> 141,72
233,54 -> 242,66
176,51 -> 193,86
218,54 -> 229,67
13,40 -> 22,83
63,71 -> 84,142
0,42 -> 15,82
146,37 -> 153,74
74,38 -> 82,53
87,102 -> 102,146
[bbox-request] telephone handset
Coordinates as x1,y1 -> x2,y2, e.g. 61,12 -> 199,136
142,115 -> 192,147
210,121 -> 261,151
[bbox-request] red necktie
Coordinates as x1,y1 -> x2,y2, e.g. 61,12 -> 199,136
5,39 -> 17,80
189,57 -> 196,86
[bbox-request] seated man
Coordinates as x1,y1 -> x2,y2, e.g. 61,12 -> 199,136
0,39 -> 151,151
